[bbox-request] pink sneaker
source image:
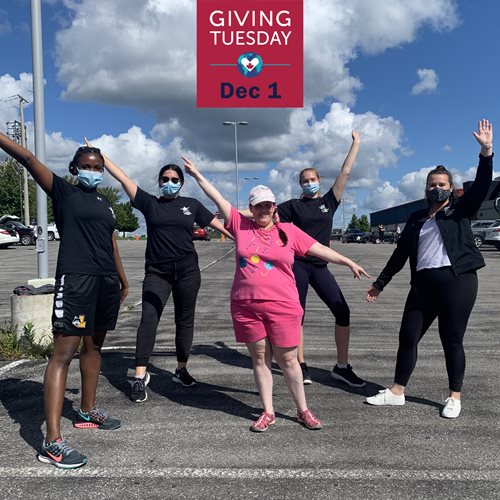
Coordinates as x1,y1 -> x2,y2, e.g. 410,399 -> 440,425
297,409 -> 322,430
250,412 -> 276,432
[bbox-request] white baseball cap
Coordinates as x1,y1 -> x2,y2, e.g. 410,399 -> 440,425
248,185 -> 276,206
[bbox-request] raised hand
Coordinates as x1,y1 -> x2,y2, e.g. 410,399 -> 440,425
182,156 -> 201,179
352,130 -> 361,144
472,119 -> 493,147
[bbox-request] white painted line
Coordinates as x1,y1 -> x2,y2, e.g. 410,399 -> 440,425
0,359 -> 28,376
0,466 -> 499,480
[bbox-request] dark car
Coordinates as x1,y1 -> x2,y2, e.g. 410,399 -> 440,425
341,228 -> 369,243
0,216 -> 35,246
192,225 -> 211,241
368,230 -> 397,244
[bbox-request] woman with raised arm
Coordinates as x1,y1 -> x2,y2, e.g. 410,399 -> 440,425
85,141 -> 232,402
0,133 -> 128,469
365,119 -> 493,418
278,131 -> 364,386
183,157 -> 370,432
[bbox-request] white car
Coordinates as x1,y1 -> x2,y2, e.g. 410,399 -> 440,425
0,227 -> 20,248
47,223 -> 60,241
483,220 -> 500,250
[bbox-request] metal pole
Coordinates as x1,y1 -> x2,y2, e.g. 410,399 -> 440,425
234,124 -> 239,209
19,96 -> 30,226
31,0 -> 49,278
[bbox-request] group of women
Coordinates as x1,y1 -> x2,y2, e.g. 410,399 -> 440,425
0,118 -> 493,469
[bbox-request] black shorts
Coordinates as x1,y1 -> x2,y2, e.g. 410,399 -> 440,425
52,274 -> 121,336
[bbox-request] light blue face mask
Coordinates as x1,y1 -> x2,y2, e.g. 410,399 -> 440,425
77,170 -> 103,189
161,181 -> 182,197
302,182 -> 319,197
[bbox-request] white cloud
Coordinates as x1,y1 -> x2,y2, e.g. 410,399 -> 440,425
0,9 -> 12,36
442,144 -> 453,152
411,68 -> 439,95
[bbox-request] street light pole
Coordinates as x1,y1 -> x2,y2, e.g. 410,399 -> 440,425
244,176 -> 259,189
223,121 -> 248,209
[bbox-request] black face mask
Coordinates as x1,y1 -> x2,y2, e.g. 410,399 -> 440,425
426,188 -> 451,203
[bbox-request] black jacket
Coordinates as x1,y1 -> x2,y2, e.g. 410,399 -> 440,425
374,154 -> 493,291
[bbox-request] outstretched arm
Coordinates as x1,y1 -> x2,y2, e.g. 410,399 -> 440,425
85,138 -> 138,201
182,157 -> 232,222
208,217 -> 235,241
331,130 -> 361,202
0,132 -> 53,194
306,242 -> 371,279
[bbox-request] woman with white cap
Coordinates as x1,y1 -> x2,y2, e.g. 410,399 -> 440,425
183,157 -> 370,432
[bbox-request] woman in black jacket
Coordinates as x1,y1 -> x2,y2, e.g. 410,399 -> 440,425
365,119 -> 493,418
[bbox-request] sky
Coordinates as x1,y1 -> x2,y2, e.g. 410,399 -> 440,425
0,0 -> 499,231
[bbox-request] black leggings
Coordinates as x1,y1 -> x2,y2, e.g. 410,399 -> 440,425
135,262 -> 201,366
293,259 -> 350,327
394,268 -> 478,392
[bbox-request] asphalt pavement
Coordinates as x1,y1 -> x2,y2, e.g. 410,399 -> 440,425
1,240 -> 500,499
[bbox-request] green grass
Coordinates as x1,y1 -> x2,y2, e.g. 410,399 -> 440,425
0,322 -> 53,360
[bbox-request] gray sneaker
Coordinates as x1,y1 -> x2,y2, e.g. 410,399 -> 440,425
37,436 -> 87,469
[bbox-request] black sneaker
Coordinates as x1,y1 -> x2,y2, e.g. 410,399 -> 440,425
37,437 -> 87,469
172,367 -> 197,387
130,372 -> 150,403
300,362 -> 312,385
330,364 -> 366,388
73,407 -> 121,430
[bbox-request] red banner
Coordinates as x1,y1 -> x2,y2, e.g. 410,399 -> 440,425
197,0 -> 303,108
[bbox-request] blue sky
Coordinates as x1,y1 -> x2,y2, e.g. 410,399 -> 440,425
0,0 -> 498,231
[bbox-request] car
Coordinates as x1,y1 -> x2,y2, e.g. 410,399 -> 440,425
483,219 -> 500,250
0,215 -> 35,246
341,228 -> 369,243
470,220 -> 498,248
368,230 -> 397,244
192,225 -> 211,241
0,227 -> 20,248
330,229 -> 343,241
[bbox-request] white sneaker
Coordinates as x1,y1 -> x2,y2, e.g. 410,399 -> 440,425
366,388 -> 405,406
441,397 -> 461,418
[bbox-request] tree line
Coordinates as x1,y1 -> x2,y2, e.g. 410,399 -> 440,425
0,158 -> 139,235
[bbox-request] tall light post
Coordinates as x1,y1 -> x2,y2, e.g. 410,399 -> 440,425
244,176 -> 259,189
222,121 -> 248,208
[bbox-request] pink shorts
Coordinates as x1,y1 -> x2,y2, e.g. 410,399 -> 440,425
230,300 -> 303,348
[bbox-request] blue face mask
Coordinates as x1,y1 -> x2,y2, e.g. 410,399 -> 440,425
302,182 -> 319,197
162,181 -> 182,197
77,170 -> 103,189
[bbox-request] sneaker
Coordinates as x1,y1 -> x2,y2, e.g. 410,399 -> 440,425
37,437 -> 87,469
130,372 -> 150,403
297,409 -> 322,430
330,364 -> 366,387
74,407 -> 121,430
250,411 -> 276,432
366,388 -> 405,406
172,367 -> 197,387
441,397 -> 461,419
300,362 -> 312,385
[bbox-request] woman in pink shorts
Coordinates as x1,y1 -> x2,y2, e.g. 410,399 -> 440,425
183,158 -> 370,432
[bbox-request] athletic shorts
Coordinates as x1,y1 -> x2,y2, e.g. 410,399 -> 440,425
230,300 -> 303,348
52,274 -> 121,336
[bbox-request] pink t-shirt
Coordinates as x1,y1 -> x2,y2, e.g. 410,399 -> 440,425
226,206 -> 317,301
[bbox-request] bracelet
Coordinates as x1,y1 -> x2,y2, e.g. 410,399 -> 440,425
482,143 -> 493,149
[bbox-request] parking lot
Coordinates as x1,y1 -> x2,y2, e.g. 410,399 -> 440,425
1,241 -> 500,499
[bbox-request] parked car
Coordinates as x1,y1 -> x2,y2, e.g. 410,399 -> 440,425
483,219 -> 500,250
330,229 -> 343,241
341,228 -> 369,243
0,227 -> 19,248
192,225 -> 210,241
368,230 -> 397,244
470,220 -> 498,248
0,215 -> 35,246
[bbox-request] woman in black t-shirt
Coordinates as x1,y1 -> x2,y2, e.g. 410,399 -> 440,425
278,130 -> 366,387
0,133 -> 128,469
88,142 -> 231,403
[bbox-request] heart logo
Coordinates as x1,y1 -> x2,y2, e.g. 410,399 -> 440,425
240,57 -> 259,72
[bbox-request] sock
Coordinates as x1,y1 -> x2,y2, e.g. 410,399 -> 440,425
135,373 -> 146,380
336,363 -> 347,369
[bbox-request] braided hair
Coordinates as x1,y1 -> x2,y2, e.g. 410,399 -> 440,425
68,146 -> 105,175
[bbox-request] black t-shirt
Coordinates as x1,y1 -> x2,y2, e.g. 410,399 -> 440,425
132,187 -> 214,269
278,190 -> 339,266
50,175 -> 117,276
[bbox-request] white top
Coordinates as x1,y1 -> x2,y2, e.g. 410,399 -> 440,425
416,217 -> 451,271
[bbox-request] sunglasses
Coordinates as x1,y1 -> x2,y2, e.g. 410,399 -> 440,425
160,176 -> 181,184
77,146 -> 101,154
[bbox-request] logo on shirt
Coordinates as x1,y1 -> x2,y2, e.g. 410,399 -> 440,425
97,196 -> 102,202
109,206 -> 116,219
72,315 -> 87,329
181,206 -> 192,216
319,204 -> 329,213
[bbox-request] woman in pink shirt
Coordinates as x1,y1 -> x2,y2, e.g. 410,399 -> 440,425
183,158 -> 370,432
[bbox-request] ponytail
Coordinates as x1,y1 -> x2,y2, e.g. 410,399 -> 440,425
273,209 -> 288,246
